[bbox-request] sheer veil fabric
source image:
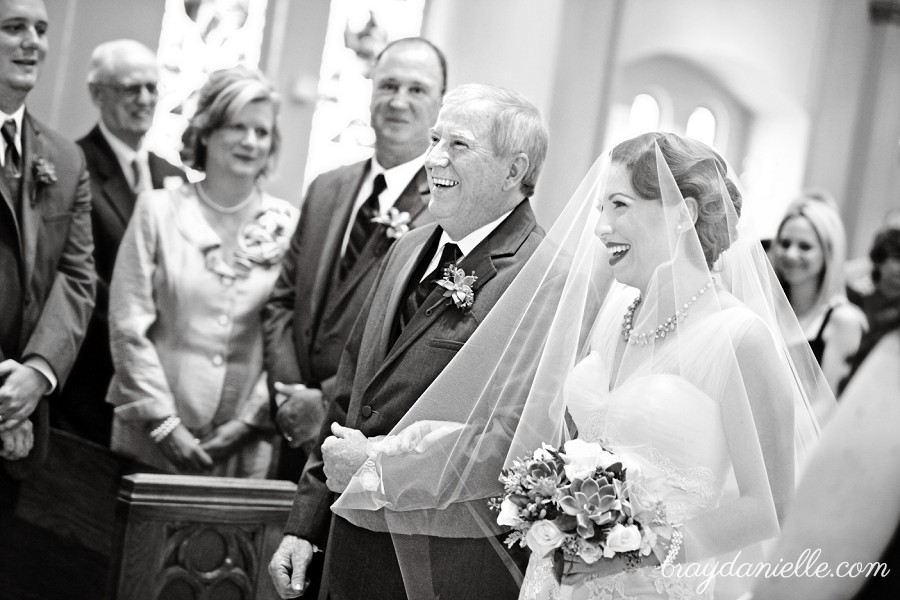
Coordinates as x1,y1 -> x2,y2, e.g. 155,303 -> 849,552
331,134 -> 832,598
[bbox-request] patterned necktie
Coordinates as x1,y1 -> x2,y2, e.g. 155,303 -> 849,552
2,119 -> 20,181
130,158 -> 142,194
340,173 -> 387,278
399,242 -> 460,330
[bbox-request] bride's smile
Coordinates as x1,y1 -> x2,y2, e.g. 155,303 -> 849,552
595,163 -> 671,292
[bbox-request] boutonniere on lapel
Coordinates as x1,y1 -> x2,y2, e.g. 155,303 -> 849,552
371,207 -> 411,239
32,157 -> 58,187
437,264 -> 477,310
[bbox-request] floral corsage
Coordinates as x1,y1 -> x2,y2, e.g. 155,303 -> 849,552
437,264 -> 477,310
491,440 -> 662,585
233,205 -> 294,272
371,208 -> 411,239
32,157 -> 58,186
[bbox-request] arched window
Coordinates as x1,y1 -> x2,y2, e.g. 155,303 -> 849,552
685,106 -> 717,147
626,93 -> 660,136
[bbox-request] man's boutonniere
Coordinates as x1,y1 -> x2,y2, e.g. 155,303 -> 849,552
371,208 -> 411,239
437,264 -> 477,310
33,157 -> 58,186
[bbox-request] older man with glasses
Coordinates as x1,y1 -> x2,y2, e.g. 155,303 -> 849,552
55,39 -> 185,446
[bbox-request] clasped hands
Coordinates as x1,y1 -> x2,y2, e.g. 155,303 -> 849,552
152,418 -> 254,473
0,360 -> 49,461
322,420 -> 464,493
274,382 -> 325,448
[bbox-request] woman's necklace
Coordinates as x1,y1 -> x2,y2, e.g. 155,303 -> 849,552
195,182 -> 258,214
621,279 -> 714,345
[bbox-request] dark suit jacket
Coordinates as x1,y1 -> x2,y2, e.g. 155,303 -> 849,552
54,125 -> 183,444
262,160 -> 432,435
1,113 -> 96,480
284,200 -> 544,599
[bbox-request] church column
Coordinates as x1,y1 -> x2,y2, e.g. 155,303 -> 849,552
844,0 -> 900,256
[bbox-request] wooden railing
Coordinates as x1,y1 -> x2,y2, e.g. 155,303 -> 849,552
110,474 -> 296,600
5,430 -> 296,600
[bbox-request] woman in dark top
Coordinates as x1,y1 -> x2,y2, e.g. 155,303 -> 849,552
844,227 -> 900,392
772,193 -> 866,395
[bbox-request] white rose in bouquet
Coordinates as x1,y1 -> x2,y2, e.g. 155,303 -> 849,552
496,498 -> 522,527
603,523 -> 642,557
524,520 -> 566,558
562,439 -> 618,481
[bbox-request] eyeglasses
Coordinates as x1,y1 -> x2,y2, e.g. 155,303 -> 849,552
97,81 -> 159,98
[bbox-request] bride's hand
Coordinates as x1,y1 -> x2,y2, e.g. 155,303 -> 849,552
380,420 -> 465,456
561,555 -> 625,586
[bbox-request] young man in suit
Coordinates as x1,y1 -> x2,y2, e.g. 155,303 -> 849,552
268,83 -> 549,600
55,40 -> 184,446
0,0 -> 96,533
261,37 -> 446,480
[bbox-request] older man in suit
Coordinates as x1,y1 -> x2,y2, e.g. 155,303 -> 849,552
268,83 -> 549,600
53,39 -> 183,446
262,37 -> 445,481
0,0 -> 96,533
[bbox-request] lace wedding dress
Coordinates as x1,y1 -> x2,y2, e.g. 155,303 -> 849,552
520,291 -> 762,600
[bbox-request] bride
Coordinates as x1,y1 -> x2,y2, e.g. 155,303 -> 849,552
329,133 -> 829,600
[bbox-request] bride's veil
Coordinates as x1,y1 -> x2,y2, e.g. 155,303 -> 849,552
331,133 -> 832,598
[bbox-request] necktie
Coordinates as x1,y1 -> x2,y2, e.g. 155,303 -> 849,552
399,242 -> 460,330
340,173 -> 386,278
2,119 -> 20,180
130,158 -> 142,194
0,120 -> 22,353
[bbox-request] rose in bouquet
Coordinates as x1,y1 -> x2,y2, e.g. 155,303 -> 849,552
490,439 -> 659,582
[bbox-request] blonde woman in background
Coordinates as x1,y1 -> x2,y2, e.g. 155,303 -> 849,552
772,192 -> 866,395
107,66 -> 296,476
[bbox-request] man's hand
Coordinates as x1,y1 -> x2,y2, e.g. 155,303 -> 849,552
154,422 -> 215,473
321,423 -> 369,493
268,534 -> 316,598
0,360 -> 50,432
274,382 -> 326,448
199,419 -> 252,461
0,419 -> 34,460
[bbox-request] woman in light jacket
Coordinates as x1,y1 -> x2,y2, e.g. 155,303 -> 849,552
107,66 -> 296,477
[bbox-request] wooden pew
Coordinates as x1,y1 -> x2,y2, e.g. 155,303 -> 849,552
1,429 -> 296,600
110,474 -> 295,600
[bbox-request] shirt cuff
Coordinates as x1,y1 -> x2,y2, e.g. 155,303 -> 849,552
24,357 -> 57,395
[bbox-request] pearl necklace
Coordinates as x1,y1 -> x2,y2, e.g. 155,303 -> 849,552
621,280 -> 714,345
195,182 -> 258,214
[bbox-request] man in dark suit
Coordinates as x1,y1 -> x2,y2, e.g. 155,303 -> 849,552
262,37 -> 445,481
52,39 -> 183,446
0,0 -> 96,533
268,83 -> 549,599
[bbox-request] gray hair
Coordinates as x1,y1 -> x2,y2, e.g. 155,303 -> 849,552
86,39 -> 157,84
442,84 -> 549,198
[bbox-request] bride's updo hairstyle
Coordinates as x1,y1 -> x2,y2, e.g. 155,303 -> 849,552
610,132 -> 742,269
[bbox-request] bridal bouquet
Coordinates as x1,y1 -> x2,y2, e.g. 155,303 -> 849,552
491,440 -> 658,578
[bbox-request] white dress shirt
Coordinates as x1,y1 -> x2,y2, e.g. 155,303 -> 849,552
99,120 -> 151,193
340,151 -> 428,256
420,209 -> 515,281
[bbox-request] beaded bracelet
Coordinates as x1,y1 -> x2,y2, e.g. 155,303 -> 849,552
660,524 -> 683,569
150,415 -> 181,444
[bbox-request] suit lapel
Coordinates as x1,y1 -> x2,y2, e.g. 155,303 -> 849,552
20,115 -> 41,287
330,167 -> 430,301
88,126 -> 136,225
308,161 -> 368,331
373,201 -> 535,382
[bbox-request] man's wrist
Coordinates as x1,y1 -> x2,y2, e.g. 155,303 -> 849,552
23,357 -> 55,395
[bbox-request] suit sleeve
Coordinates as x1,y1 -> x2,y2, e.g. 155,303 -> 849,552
106,194 -> 177,421
22,154 -> 96,387
261,183 -> 318,411
282,244 -> 386,544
